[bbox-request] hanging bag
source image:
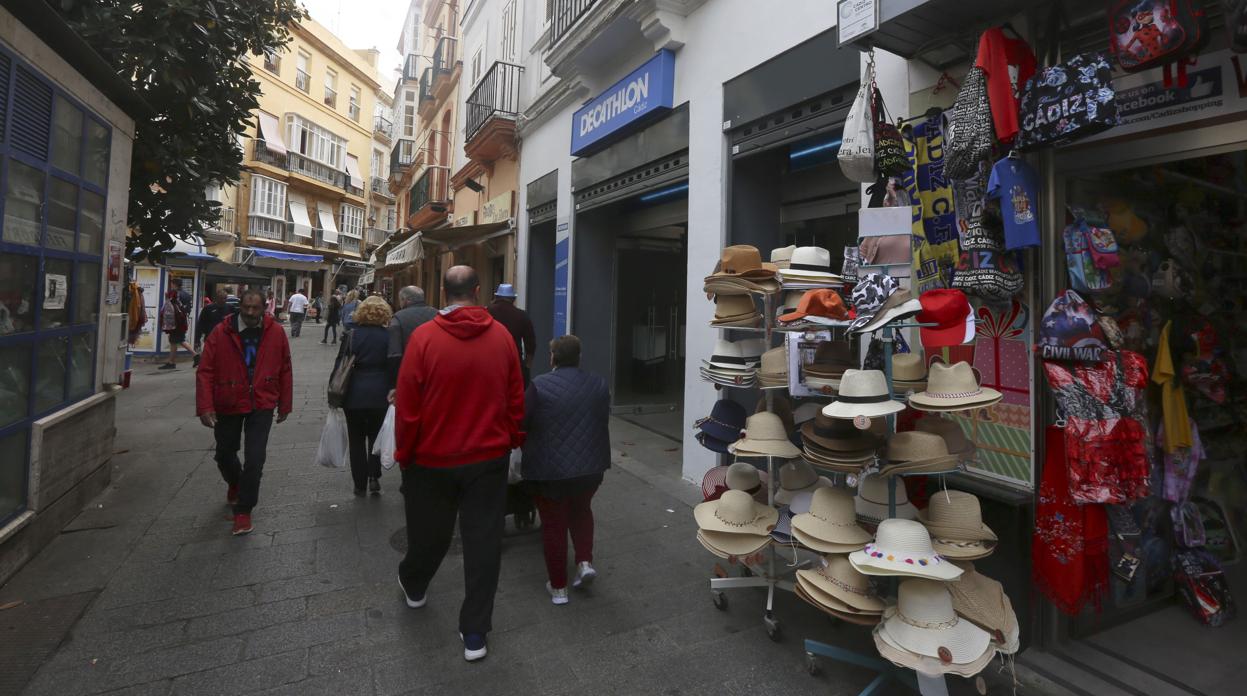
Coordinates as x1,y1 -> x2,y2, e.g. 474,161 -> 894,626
327,331 -> 356,408
945,66 -> 997,179
314,408 -> 350,468
871,86 -> 908,177
1227,0 -> 1247,52
838,56 -> 877,183
372,404 -> 397,470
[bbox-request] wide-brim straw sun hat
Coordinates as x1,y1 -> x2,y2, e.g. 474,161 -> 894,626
773,459 -> 833,505
855,473 -> 919,524
914,416 -> 976,460
918,490 -> 997,542
874,620 -> 996,677
821,369 -> 906,419
878,578 -> 992,667
694,489 -> 779,536
697,528 -> 772,558
849,519 -> 963,581
908,361 -> 1003,411
729,412 -> 802,459
928,538 -> 996,560
881,431 -> 961,476
948,562 -> 1020,654
798,555 -> 884,613
796,580 -> 882,626
792,487 -> 874,549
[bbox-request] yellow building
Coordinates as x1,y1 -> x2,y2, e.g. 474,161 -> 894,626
206,15 -> 384,305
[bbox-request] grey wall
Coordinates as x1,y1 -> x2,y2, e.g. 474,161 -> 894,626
571,207 -> 618,386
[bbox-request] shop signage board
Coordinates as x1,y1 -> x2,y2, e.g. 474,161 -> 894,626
553,226 -> 569,337
571,50 -> 675,156
1079,49 -> 1247,144
480,191 -> 514,225
106,240 -> 123,305
386,236 -> 421,267
836,0 -> 878,46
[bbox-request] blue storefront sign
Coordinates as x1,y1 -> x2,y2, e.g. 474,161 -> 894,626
571,50 -> 675,156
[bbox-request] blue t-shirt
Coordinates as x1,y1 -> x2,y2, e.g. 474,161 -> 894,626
987,156 -> 1041,250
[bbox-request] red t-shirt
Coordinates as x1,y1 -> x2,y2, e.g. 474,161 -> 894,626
974,27 -> 1037,143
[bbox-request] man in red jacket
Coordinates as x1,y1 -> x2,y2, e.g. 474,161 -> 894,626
195,289 -> 293,536
394,265 -> 524,663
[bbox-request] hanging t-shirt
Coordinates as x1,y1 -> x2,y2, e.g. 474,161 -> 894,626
987,156 -> 1041,250
974,27 -> 1037,144
1153,320 -> 1193,453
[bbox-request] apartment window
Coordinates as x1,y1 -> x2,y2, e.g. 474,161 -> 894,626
500,0 -> 518,62
544,0 -> 554,28
284,115 -> 346,169
371,149 -> 384,178
340,203 -> 364,238
403,104 -> 416,138
249,174 -> 287,220
471,48 -> 484,86
348,85 -> 361,121
295,51 -> 311,92
324,70 -> 338,108
263,49 -> 281,74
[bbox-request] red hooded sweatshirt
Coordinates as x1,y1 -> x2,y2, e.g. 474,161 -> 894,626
394,305 -> 525,468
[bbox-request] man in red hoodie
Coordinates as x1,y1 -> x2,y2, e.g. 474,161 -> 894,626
394,265 -> 524,663
195,289 -> 293,536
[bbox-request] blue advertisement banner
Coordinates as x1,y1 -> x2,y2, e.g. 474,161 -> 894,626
571,50 -> 675,156
553,234 -> 569,338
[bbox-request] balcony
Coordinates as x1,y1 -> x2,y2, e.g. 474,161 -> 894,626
544,0 -> 703,78
346,181 -> 364,198
551,0 -> 599,48
348,100 -> 360,122
250,138 -> 287,170
339,235 -> 361,254
403,53 -> 421,82
373,115 -> 394,139
295,69 -> 310,92
202,206 -> 236,243
370,176 -> 395,200
418,67 -> 436,120
390,139 -> 417,176
287,151 -> 347,189
408,165 -> 451,230
464,61 -> 523,161
247,217 -> 354,252
323,87 -> 337,109
364,226 -> 392,249
430,36 -> 460,102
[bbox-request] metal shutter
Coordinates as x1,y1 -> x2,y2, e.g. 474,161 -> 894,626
11,65 -> 52,161
0,53 -> 10,146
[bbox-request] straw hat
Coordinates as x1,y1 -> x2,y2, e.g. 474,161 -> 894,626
848,288 -> 923,336
918,490 -> 997,542
770,245 -> 796,269
855,473 -> 919,524
791,487 -> 873,552
694,489 -> 779,536
821,369 -> 906,419
703,246 -> 781,295
877,578 -> 991,668
704,338 -> 767,370
696,528 -> 771,558
773,459 -> 832,505
757,346 -> 789,387
797,555 -> 884,614
874,620 -> 996,677
881,431 -> 961,476
728,412 -> 801,459
908,361 -> 1002,411
796,579 -> 882,626
804,341 -> 854,379
890,352 -> 928,392
947,562 -> 1020,654
779,246 -> 840,282
712,294 -> 760,326
914,416 -> 976,461
849,519 -> 963,581
801,411 -> 881,453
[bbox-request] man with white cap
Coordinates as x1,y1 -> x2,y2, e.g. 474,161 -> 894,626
488,283 -> 536,385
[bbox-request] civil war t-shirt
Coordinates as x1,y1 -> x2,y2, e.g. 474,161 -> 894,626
987,156 -> 1041,250
240,326 -> 262,381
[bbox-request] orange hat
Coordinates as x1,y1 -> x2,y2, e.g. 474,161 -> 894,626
779,288 -> 849,323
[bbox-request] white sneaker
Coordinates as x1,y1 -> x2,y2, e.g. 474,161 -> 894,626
572,561 -> 597,589
459,632 -> 487,662
546,581 -> 569,605
398,575 -> 426,608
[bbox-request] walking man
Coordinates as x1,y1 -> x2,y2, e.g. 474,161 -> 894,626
321,290 -> 342,344
394,266 -> 525,662
196,289 -> 293,536
488,283 -> 536,385
387,285 -> 437,383
286,288 -> 309,338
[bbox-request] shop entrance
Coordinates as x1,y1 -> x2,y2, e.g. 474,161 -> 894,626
525,220 -> 556,380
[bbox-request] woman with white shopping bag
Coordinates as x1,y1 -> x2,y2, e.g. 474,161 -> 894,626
334,296 -> 395,495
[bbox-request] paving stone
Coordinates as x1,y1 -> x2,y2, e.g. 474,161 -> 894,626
255,665 -> 374,696
209,540 -> 317,589
184,597 -> 306,641
255,570 -> 364,604
168,649 -> 307,696
243,610 -> 367,660
76,587 -> 257,636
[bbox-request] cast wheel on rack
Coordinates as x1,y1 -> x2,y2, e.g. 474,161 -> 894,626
764,615 -> 782,642
711,591 -> 728,611
805,653 -> 821,676
739,565 -> 753,578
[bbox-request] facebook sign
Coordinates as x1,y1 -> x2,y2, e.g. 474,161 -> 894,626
570,50 -> 675,156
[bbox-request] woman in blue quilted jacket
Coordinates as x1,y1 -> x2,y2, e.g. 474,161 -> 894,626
521,334 -> 611,606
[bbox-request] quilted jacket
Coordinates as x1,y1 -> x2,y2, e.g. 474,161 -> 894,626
522,367 -> 611,482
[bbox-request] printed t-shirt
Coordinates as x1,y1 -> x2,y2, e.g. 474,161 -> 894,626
1153,321 -> 1193,453
974,27 -> 1037,143
240,326 -> 263,381
987,156 -> 1041,250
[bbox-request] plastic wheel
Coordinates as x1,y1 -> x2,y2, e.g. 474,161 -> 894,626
712,591 -> 728,611
765,617 -> 782,642
806,653 -> 821,676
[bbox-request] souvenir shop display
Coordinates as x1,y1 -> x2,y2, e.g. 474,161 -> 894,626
856,472 -> 920,525
919,491 -> 998,560
778,247 -> 844,288
907,361 -> 1004,412
777,288 -> 849,328
711,294 -> 762,328
700,461 -> 770,503
757,346 -> 789,388
948,562 -> 1021,654
821,369 -> 907,419
880,431 -> 963,477
694,399 -> 747,453
914,416 -> 977,462
774,459 -> 833,505
703,245 -> 780,295
770,245 -> 796,270
874,579 -> 994,676
791,487 -> 874,553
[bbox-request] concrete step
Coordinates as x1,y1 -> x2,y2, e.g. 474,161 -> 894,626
1019,646 -> 1201,696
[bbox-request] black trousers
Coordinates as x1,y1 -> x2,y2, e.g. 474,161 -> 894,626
399,457 -> 508,635
213,409 -> 274,514
323,322 -> 338,342
344,407 -> 386,490
289,312 -> 305,337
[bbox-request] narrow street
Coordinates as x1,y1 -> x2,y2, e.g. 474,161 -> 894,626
0,324 -> 918,696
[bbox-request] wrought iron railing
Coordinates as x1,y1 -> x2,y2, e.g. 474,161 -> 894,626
247,216 -> 288,242
390,139 -> 416,175
250,138 -> 287,168
373,115 -> 393,138
210,206 -> 236,236
410,166 -> 451,214
551,0 -> 599,47
465,61 -> 523,144
346,181 -> 364,198
419,67 -> 434,103
370,176 -> 393,198
365,226 -> 392,248
295,69 -> 310,92
287,152 -> 347,188
433,36 -> 458,75
403,53 -> 421,81
339,235 -> 361,254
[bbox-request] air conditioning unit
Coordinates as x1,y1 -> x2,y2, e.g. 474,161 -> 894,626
102,312 -> 129,387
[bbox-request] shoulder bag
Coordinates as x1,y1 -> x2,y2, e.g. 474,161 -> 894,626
327,331 -> 356,408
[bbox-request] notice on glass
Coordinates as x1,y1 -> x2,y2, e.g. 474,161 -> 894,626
106,239 -> 123,304
44,273 -> 67,310
837,0 -> 878,46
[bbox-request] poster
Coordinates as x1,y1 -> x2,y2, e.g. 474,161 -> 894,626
553,229 -> 569,337
106,240 -> 123,305
132,266 -> 161,353
44,273 -> 67,310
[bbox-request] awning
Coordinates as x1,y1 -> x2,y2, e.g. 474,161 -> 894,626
345,154 -> 364,191
202,259 -> 268,283
251,247 -> 323,263
360,269 -> 375,285
385,232 -> 423,267
257,112 -> 287,155
420,221 -> 511,250
851,0 -> 1037,68
288,193 -> 313,239
318,207 -> 339,244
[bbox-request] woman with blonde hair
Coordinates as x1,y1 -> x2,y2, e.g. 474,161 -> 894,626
335,295 -> 394,495
340,290 -> 360,334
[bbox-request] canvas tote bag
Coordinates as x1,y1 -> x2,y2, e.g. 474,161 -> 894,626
838,57 -> 876,183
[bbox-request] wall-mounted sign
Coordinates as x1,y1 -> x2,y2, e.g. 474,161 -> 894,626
571,50 -> 675,156
837,0 -> 878,47
386,235 -> 422,267
480,191 -> 514,225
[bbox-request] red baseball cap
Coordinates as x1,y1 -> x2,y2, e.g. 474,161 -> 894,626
916,289 -> 975,350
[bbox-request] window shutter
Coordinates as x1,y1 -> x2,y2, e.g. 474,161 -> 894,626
0,53 -> 11,145
12,66 -> 52,161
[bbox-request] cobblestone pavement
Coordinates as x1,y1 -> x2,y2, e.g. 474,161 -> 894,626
0,322 -> 1001,696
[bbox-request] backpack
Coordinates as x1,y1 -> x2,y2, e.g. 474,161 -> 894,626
1109,0 -> 1207,73
1063,215 -> 1119,294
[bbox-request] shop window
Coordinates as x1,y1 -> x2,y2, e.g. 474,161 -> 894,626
263,49 -> 281,75
0,254 -> 37,335
83,119 -> 109,188
75,262 -> 99,325
0,431 -> 28,524
79,189 -> 104,255
34,334 -> 68,413
0,344 -> 30,428
68,331 -> 95,401
4,160 -> 43,247
46,177 -> 77,251
39,258 -> 71,329
51,95 -> 83,175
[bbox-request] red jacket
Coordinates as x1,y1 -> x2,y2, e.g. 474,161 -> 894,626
195,314 -> 293,416
394,306 -> 524,468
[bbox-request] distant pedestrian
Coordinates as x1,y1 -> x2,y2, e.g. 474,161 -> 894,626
311,296 -> 323,324
321,291 -> 342,344
337,296 -> 395,496
159,288 -> 197,369
522,335 -> 610,605
341,290 -> 360,334
394,265 -> 525,662
266,290 -> 276,317
170,278 -> 193,317
195,289 -> 293,536
386,285 -> 437,389
195,289 -> 235,366
488,283 -> 536,385
287,288 -> 309,337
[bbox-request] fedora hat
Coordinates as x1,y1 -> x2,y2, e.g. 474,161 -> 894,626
855,473 -> 919,524
695,399 -> 747,443
918,491 -> 997,543
797,555 -> 884,614
704,338 -> 767,370
877,578 -> 991,667
712,294 -> 759,321
797,579 -> 882,626
890,352 -> 928,388
779,246 -> 840,281
821,370 -> 906,419
804,341 -> 854,377
801,411 -> 881,453
908,361 -> 1002,411
882,431 -> 961,476
774,459 -> 832,505
778,289 -> 849,324
771,245 -> 796,269
792,487 -> 873,550
709,245 -> 778,278
849,519 -> 963,581
916,289 -> 975,351
695,431 -> 733,454
757,347 -> 789,387
947,562 -> 1020,653
848,288 -> 923,336
728,412 -> 801,459
694,489 -> 778,536
914,416 -> 976,460
697,528 -> 772,558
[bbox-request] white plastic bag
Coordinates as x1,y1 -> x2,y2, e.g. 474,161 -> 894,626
837,61 -> 876,183
372,405 -> 397,470
315,408 -> 350,468
507,448 -> 523,484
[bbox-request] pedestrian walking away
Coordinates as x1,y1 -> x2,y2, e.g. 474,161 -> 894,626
159,288 -> 197,369
195,289 -> 293,536
340,290 -> 360,336
386,285 -> 437,388
488,283 -> 536,385
287,288 -> 309,337
311,295 -> 322,323
337,296 -> 394,495
394,265 -> 525,662
195,289 -> 235,366
522,335 -> 611,605
321,291 -> 342,344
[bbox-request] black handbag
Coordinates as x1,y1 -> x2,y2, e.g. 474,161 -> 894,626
327,332 -> 356,408
945,66 -> 996,179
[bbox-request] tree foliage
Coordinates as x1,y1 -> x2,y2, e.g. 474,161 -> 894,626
54,0 -> 306,260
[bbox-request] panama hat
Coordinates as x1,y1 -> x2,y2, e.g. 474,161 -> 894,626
877,578 -> 991,668
697,528 -> 772,558
914,416 -> 976,461
801,411 -> 882,453
918,490 -> 997,543
916,290 -> 976,351
881,431 -> 961,477
908,361 -> 1002,411
848,288 -> 923,336
797,555 -> 885,613
694,489 -> 779,536
757,346 -> 789,387
890,352 -> 928,392
947,562 -> 1020,654
792,487 -> 873,551
821,370 -> 906,419
779,246 -> 840,282
771,245 -> 796,269
712,294 -> 760,323
704,338 -> 767,370
773,459 -> 832,505
874,618 -> 996,677
855,473 -> 919,525
797,580 -> 883,626
849,519 -> 963,581
728,412 -> 801,459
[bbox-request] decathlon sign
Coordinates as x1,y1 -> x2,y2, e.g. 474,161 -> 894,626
571,50 -> 675,156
